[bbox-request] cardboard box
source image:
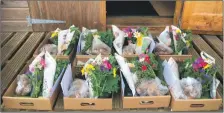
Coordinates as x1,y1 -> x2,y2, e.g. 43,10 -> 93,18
161,56 -> 223,111
170,92 -> 222,111
121,55 -> 193,109
33,33 -> 77,61
121,73 -> 171,109
3,60 -> 68,110
62,55 -> 115,110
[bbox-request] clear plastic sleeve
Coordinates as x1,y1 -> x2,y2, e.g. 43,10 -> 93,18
112,25 -> 126,55
40,44 -> 57,55
68,79 -> 89,98
180,77 -> 202,99
91,37 -> 111,55
15,74 -> 32,96
154,42 -> 173,55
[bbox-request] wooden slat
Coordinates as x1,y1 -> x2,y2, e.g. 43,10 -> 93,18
0,32 -> 14,47
1,21 -> 32,31
150,1 -> 175,16
1,32 -> 45,96
192,35 -> 223,80
28,1 -> 106,31
1,1 -> 28,8
1,32 -> 29,67
201,35 -> 223,58
173,1 -> 184,26
1,8 -> 30,20
188,47 -> 200,58
217,35 -> 223,41
107,16 -> 173,26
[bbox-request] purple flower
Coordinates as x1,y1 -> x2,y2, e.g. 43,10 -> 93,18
203,74 -> 212,80
100,65 -> 105,71
199,69 -> 205,73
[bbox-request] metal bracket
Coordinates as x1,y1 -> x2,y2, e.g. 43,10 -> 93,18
26,16 -> 66,26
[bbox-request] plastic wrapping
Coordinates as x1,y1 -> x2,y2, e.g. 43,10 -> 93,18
123,43 -> 136,55
58,25 -> 76,55
210,77 -> 220,99
91,37 -> 111,55
112,25 -> 126,55
40,44 -> 57,55
68,79 -> 89,98
136,77 -> 168,96
157,26 -> 171,46
154,41 -> 173,55
115,53 -> 136,96
15,74 -> 32,96
42,51 -> 56,98
180,77 -> 202,99
163,59 -> 187,99
76,27 -> 97,54
135,36 -> 152,55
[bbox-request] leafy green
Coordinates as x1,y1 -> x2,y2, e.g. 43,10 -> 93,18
53,59 -> 69,84
30,69 -> 44,98
81,33 -> 94,54
98,29 -> 114,48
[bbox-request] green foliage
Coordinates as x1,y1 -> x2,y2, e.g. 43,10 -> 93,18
30,69 -> 44,98
53,59 -> 69,84
90,66 -> 120,97
98,29 -> 114,48
137,27 -> 149,36
81,33 -> 94,54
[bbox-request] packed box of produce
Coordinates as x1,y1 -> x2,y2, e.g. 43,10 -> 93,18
34,25 -> 81,61
115,53 -> 171,109
162,51 -> 222,111
3,52 -> 70,110
61,54 -> 120,110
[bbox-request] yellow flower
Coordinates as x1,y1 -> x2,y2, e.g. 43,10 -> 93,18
113,68 -> 117,78
186,40 -> 190,47
176,29 -> 181,34
86,64 -> 95,71
81,67 -> 85,75
135,32 -> 143,47
51,32 -> 58,38
203,64 -> 211,69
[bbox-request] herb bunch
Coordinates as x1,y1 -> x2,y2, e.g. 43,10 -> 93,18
81,55 -> 120,98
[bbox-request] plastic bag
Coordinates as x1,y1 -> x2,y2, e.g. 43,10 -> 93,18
112,25 -> 126,55
42,51 -> 56,98
123,43 -> 136,55
180,77 -> 202,99
210,77 -> 220,99
163,59 -> 187,99
157,26 -> 171,46
115,53 -> 136,96
40,44 -> 57,55
15,74 -> 32,96
136,77 -> 168,96
68,79 -> 89,98
76,27 -> 97,54
58,25 -> 76,55
154,41 -> 173,55
91,37 -> 111,55
135,36 -> 152,55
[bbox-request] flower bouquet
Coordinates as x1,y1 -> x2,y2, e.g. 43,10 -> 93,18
3,51 -> 69,110
112,25 -> 155,55
162,51 -> 222,111
61,54 -> 120,110
35,25 -> 80,58
115,53 -> 170,108
76,27 -> 114,55
154,25 -> 193,55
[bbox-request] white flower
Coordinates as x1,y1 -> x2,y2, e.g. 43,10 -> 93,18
93,34 -> 100,38
133,31 -> 141,38
139,58 -> 144,62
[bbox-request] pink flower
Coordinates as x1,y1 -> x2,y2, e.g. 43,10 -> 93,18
104,61 -> 112,70
40,58 -> 46,68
